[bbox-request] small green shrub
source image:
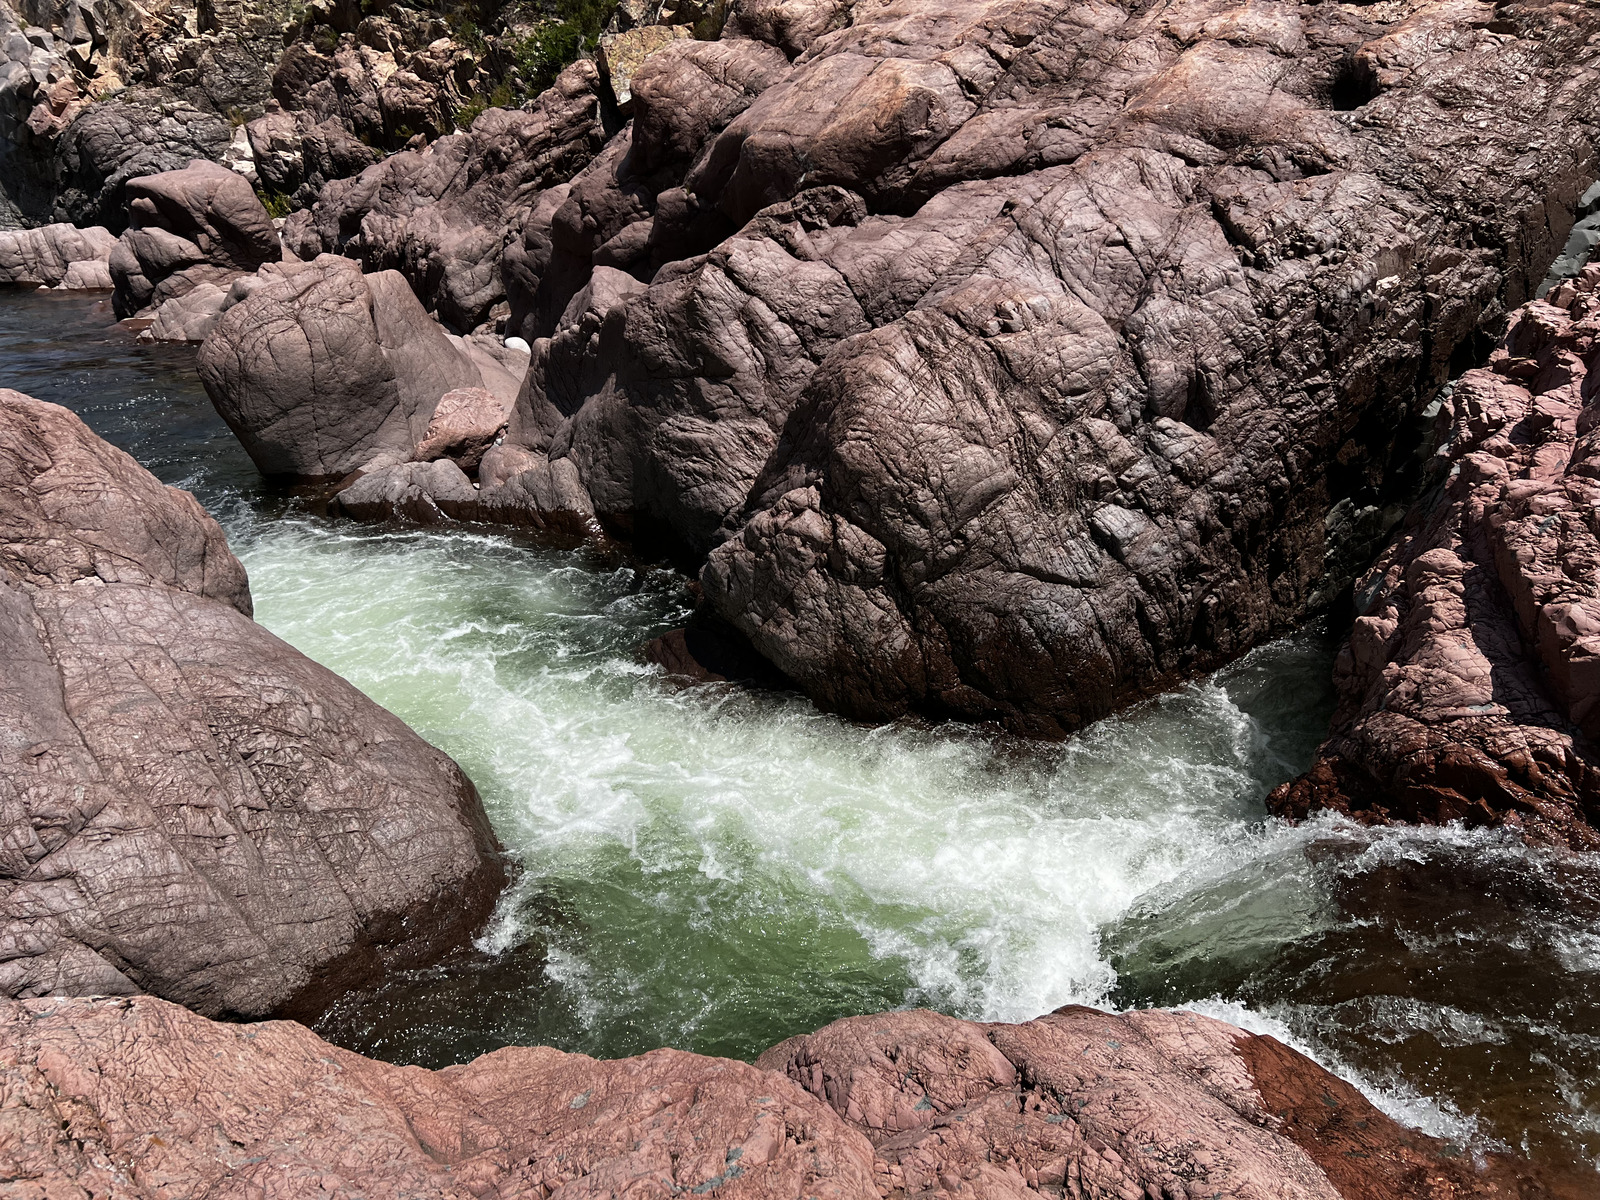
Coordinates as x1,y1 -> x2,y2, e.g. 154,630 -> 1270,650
257,189 -> 293,219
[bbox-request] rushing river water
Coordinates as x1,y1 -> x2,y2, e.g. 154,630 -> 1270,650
5,287 -> 1599,1189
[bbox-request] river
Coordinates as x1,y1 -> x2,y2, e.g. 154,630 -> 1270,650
5,286 -> 1597,1188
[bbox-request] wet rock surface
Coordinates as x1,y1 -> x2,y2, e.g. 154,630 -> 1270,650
0,387 -> 506,1019
311,0 -> 1600,738
1271,265 -> 1600,850
0,995 -> 1551,1199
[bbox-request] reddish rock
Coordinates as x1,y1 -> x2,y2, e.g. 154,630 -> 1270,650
0,994 -> 880,1200
0,389 -> 507,1019
411,386 -> 512,473
0,997 -> 1553,1199
0,224 -> 115,289
1271,265 -> 1600,849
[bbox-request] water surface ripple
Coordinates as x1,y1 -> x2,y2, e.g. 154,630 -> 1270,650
4,287 -> 1596,1185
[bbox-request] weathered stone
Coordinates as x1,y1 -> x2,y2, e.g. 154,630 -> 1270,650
0,221 -> 112,286
0,996 -> 1550,1198
597,24 -> 694,112
476,0 -> 1600,737
1271,264 -> 1600,849
0,388 -> 507,1019
196,255 -> 512,479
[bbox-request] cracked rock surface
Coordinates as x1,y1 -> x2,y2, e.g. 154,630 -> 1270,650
0,388 -> 506,1019
1271,264 -> 1600,850
0,996 -> 1548,1199
253,0 -> 1600,737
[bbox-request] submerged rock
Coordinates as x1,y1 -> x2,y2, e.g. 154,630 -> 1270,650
0,388 -> 506,1019
1272,265 -> 1600,850
0,995 -> 1546,1198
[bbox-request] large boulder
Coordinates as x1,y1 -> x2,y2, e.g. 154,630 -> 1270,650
109,158 -> 280,324
438,0 -> 1600,737
197,254 -> 525,479
0,388 -> 507,1019
0,996 -> 1547,1198
1271,264 -> 1600,850
0,221 -> 113,287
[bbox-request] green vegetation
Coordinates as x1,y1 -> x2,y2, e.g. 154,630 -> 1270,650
512,0 -> 616,94
257,189 -> 294,219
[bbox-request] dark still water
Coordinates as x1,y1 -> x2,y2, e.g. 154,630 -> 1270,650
4,286 -> 1597,1189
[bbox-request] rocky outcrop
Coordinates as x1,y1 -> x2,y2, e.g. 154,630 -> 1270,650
1270,265 -> 1600,850
0,388 -> 506,1018
108,158 -> 281,336
286,59 -> 609,332
0,0 -> 296,229
197,253 -> 525,478
456,0 -> 1600,737
245,103 -> 378,210
0,996 -> 1548,1198
0,220 -> 112,286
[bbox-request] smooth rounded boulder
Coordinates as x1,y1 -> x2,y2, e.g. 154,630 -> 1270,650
196,254 -> 514,479
0,388 -> 507,1019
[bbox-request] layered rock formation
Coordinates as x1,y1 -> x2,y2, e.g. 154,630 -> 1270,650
0,996 -> 1547,1199
213,0 -> 1600,738
0,388 -> 506,1019
1271,265 -> 1600,850
109,158 -> 282,338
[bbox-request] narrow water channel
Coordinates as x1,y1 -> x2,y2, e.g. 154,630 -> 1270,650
5,287 -> 1597,1188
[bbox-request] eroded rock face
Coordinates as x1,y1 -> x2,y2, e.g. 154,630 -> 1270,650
0,388 -> 506,1018
246,106 -> 378,210
0,222 -> 113,287
108,158 -> 281,333
197,254 -> 522,478
459,0 -> 1600,737
289,60 -> 609,332
0,997 -> 1543,1199
1270,265 -> 1600,850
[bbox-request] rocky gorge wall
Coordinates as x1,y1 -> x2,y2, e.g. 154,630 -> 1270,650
196,0 -> 1600,747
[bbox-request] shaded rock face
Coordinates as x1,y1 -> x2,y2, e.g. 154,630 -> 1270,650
0,996 -> 1546,1199
0,0 -> 296,229
0,388 -> 506,1019
287,60 -> 609,333
450,0 -> 1600,737
1271,265 -> 1600,850
197,253 -> 524,479
108,158 -> 281,331
245,106 -> 378,210
0,221 -> 112,286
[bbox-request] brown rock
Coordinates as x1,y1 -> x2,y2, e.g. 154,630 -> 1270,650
411,385 -> 511,472
0,996 -> 1552,1199
0,389 -> 507,1019
197,255 -> 508,479
469,0 -> 1600,738
1271,264 -> 1600,849
0,993 -> 880,1199
0,223 -> 115,288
